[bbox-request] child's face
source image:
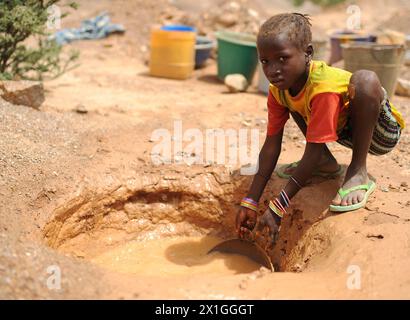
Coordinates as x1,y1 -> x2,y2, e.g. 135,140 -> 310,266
257,34 -> 311,91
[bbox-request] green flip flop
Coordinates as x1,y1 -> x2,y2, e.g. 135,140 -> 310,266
329,180 -> 376,212
276,161 -> 343,179
276,161 -> 300,179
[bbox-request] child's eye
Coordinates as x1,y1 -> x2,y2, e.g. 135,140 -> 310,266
260,59 -> 268,65
279,57 -> 286,63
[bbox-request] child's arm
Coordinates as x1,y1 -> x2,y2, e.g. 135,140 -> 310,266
243,142 -> 324,241
236,130 -> 283,238
247,129 -> 284,201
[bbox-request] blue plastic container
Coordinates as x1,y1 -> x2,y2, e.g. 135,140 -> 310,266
161,25 -> 196,32
195,36 -> 214,68
329,30 -> 376,65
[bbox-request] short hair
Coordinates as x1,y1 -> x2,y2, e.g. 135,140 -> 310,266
257,13 -> 312,51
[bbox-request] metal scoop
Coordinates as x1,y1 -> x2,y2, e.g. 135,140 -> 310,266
207,238 -> 274,272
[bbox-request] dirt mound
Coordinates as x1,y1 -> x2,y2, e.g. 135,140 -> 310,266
159,0 -> 266,36
376,8 -> 410,32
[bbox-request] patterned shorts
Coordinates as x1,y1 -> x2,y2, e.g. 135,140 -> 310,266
337,88 -> 402,156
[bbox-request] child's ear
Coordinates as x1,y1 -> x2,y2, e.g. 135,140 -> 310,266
305,44 -> 314,59
304,44 -> 314,66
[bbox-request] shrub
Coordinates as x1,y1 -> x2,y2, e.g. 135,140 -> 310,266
0,0 -> 79,81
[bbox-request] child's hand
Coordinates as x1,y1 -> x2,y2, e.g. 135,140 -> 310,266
255,208 -> 281,245
235,207 -> 257,239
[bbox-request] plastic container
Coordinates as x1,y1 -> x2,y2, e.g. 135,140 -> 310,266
149,25 -> 196,80
195,36 -> 214,69
329,30 -> 376,65
342,43 -> 405,97
215,30 -> 258,83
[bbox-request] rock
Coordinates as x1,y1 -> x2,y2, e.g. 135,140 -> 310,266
377,29 -> 406,45
227,1 -> 240,10
381,186 -> 389,192
255,118 -> 267,126
216,13 -> 239,27
247,9 -> 259,18
0,80 -> 45,109
395,78 -> 410,97
291,263 -> 303,273
241,120 -> 252,127
224,74 -> 248,93
74,104 -> 88,114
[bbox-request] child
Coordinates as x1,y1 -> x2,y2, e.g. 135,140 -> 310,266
236,13 -> 405,241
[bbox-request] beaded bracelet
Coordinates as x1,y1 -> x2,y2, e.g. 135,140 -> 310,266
240,197 -> 258,212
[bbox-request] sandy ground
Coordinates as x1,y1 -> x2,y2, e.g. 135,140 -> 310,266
1,0 -> 410,299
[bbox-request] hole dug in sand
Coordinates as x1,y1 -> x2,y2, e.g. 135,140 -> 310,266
42,169 -> 271,276
42,168 -> 334,277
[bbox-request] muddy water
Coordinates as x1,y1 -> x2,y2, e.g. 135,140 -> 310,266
91,236 -> 261,276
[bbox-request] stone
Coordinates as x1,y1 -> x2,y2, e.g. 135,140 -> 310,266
224,74 -> 248,93
0,80 -> 45,109
241,120 -> 252,127
381,186 -> 389,192
247,9 -> 259,18
255,118 -> 267,126
74,104 -> 88,114
216,13 -> 239,27
227,1 -> 240,10
395,78 -> 410,97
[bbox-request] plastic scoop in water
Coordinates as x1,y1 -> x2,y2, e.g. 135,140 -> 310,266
207,238 -> 274,272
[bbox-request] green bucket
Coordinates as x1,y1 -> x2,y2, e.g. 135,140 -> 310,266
216,30 -> 258,83
342,43 -> 405,97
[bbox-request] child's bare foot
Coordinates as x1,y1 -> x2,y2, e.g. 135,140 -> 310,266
331,166 -> 368,206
